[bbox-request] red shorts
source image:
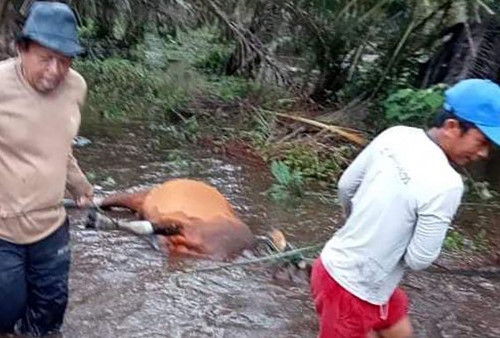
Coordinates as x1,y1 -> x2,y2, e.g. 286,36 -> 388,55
310,258 -> 408,338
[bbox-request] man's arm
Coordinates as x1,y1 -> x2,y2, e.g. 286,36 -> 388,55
66,151 -> 93,206
404,188 -> 463,270
337,145 -> 373,217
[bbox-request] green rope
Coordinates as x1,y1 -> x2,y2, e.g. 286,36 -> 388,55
177,243 -> 324,275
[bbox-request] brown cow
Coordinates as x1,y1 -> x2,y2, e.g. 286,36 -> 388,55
89,179 -> 279,259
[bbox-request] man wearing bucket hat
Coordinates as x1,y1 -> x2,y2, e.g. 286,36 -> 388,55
0,2 -> 93,336
311,79 -> 500,338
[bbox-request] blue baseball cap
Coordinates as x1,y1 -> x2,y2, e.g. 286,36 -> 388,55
444,79 -> 500,146
21,1 -> 83,57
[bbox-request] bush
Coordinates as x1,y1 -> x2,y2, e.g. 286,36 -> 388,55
281,146 -> 342,183
74,58 -> 193,120
194,47 -> 231,74
268,161 -> 304,202
444,229 -> 464,252
381,84 -> 447,128
267,144 -> 355,184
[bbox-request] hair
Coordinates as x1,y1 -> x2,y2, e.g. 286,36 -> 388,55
15,36 -> 32,52
431,108 -> 476,133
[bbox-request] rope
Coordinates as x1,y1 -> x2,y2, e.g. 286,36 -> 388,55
176,243 -> 323,275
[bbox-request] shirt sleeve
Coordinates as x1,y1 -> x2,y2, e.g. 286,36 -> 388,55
404,187 -> 463,270
66,151 -> 93,199
337,145 -> 373,217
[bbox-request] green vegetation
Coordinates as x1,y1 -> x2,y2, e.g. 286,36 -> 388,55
444,227 -> 490,253
268,161 -> 304,202
62,0 -> 499,216
74,58 -> 193,120
279,146 -> 348,183
472,229 -> 489,252
75,27 -> 282,122
380,84 -> 447,129
444,229 -> 465,252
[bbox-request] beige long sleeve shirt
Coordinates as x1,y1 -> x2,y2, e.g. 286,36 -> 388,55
0,57 -> 93,244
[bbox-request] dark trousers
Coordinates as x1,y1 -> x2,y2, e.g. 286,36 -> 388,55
0,219 -> 70,337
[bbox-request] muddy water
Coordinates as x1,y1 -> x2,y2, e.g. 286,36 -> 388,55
60,122 -> 499,337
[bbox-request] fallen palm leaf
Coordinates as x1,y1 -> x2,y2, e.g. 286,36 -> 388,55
275,112 -> 367,146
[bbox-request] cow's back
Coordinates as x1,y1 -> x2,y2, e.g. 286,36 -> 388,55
142,179 -> 236,222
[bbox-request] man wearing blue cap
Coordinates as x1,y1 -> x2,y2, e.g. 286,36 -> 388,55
0,2 -> 92,336
311,78 -> 500,338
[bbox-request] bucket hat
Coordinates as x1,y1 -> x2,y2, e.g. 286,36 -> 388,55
21,1 -> 83,57
444,79 -> 500,146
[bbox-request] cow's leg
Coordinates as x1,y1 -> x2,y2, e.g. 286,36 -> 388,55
96,190 -> 151,213
85,213 -> 161,250
86,210 -> 180,238
85,209 -> 150,232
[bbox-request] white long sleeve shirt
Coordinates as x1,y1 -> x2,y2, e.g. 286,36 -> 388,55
321,126 -> 463,305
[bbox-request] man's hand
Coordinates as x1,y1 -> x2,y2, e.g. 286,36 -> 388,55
76,194 -> 93,208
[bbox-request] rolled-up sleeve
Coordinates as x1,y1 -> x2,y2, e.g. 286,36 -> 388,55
404,187 -> 463,270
